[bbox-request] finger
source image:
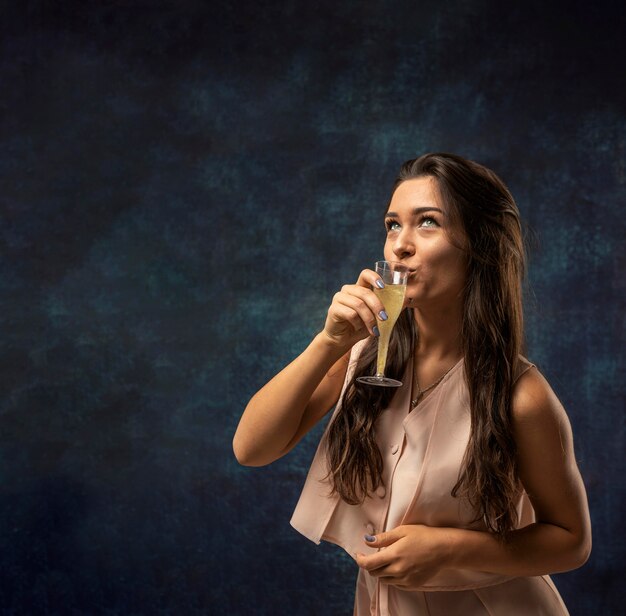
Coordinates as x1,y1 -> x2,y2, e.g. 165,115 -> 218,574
333,293 -> 381,335
355,268 -> 385,290
355,550 -> 393,573
329,302 -> 370,333
327,305 -> 372,340
364,528 -> 404,548
340,285 -> 387,322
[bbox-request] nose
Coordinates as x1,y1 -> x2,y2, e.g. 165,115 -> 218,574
392,228 -> 415,260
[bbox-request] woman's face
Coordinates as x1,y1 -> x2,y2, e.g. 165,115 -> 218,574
383,176 -> 468,309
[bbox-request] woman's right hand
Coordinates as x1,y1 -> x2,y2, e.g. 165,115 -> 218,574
322,268 -> 388,351
234,268 -> 388,466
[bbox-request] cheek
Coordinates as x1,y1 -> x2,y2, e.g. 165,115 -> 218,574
445,250 -> 469,287
383,240 -> 395,262
428,244 -> 468,283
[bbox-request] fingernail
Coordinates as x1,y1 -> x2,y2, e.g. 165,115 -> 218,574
364,534 -> 376,542
378,310 -> 388,321
375,279 -> 385,289
372,326 -> 380,337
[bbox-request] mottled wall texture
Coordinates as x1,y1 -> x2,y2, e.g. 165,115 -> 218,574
0,1 -> 624,614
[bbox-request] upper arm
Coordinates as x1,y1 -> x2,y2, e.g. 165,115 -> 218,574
279,351 -> 351,455
512,367 -> 591,550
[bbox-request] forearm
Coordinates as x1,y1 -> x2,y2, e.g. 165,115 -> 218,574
444,521 -> 591,577
233,332 -> 349,466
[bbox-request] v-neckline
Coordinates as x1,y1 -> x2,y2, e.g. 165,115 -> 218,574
407,356 -> 464,413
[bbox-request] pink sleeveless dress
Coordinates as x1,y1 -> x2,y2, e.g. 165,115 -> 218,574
291,341 -> 569,616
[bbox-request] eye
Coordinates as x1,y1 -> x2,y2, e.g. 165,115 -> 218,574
385,219 -> 401,232
418,216 -> 439,228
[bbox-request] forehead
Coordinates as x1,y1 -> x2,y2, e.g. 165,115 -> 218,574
387,176 -> 444,212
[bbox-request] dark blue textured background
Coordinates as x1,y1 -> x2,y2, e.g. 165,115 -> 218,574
1,1 -> 624,614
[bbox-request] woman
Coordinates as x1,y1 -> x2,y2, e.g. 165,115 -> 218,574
233,153 -> 591,615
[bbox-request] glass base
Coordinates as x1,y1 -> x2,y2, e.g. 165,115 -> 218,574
356,375 -> 403,388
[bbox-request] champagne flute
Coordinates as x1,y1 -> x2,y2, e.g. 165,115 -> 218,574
356,261 -> 409,387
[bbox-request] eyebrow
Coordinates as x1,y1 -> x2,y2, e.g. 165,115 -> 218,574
385,207 -> 443,218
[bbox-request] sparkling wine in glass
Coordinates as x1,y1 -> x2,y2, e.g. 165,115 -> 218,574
356,261 -> 409,387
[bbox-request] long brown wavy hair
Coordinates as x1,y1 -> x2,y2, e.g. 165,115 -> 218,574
324,153 -> 526,537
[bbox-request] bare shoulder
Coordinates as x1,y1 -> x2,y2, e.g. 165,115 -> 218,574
511,365 -> 568,427
511,365 -> 575,465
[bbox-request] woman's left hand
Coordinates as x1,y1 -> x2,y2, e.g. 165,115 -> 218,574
355,524 -> 452,589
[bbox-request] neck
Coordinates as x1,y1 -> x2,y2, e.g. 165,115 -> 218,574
411,302 -> 464,362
